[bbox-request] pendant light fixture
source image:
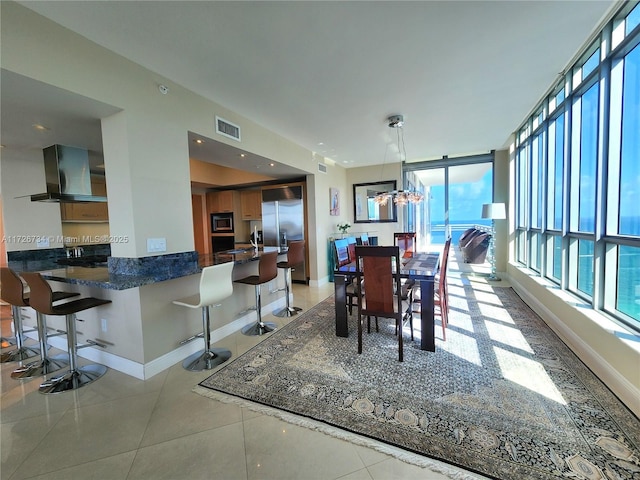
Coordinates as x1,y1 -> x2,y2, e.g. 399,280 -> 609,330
373,115 -> 424,206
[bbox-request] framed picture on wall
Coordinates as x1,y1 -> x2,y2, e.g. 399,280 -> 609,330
330,188 -> 340,216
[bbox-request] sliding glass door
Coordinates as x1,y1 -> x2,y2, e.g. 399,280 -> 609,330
404,154 -> 494,250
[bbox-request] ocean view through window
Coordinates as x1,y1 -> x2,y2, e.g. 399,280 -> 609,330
514,2 -> 640,329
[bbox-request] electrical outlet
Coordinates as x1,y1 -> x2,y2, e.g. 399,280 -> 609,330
101,318 -> 108,332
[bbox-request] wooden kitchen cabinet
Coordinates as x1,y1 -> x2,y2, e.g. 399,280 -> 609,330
240,189 -> 262,219
61,202 -> 109,222
60,175 -> 109,222
207,190 -> 234,213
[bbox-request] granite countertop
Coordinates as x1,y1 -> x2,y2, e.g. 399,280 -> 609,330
9,246 -> 282,291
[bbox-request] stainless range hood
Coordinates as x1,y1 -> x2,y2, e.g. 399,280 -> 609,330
30,145 -> 107,203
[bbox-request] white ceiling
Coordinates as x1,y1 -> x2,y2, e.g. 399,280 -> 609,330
5,0 -> 615,177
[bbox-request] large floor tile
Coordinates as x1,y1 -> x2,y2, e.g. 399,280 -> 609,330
14,451 -> 136,480
127,423 -> 247,480
139,388 -> 242,447
243,414 -> 367,480
10,392 -> 158,479
0,413 -> 65,480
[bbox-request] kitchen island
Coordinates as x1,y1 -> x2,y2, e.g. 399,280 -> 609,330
8,247 -> 288,380
9,246 -> 281,290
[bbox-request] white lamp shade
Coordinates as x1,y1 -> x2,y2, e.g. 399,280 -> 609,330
481,203 -> 506,220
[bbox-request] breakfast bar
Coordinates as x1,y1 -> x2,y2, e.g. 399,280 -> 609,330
7,247 -> 288,380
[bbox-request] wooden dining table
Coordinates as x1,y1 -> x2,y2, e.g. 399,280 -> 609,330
333,250 -> 441,352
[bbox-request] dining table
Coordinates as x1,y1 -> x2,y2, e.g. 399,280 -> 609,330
333,250 -> 441,352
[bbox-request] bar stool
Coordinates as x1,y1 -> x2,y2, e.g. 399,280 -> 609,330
21,272 -> 111,394
0,267 -> 78,365
173,261 -> 234,371
274,240 -> 305,317
234,250 -> 278,336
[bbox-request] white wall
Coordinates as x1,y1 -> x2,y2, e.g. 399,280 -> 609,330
346,162 -> 403,246
1,149 -> 64,251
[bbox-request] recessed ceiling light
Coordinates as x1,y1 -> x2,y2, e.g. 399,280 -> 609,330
32,123 -> 50,131
194,138 -> 204,144
269,163 -> 275,167
240,153 -> 246,158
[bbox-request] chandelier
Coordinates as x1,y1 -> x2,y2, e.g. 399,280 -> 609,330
373,115 -> 424,206
373,190 -> 424,206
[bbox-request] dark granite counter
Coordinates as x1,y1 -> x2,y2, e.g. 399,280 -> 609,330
9,246 -> 282,290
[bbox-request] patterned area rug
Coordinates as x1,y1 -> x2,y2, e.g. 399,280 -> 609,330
195,282 -> 640,480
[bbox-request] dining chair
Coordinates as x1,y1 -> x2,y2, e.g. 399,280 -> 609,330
346,236 -> 357,263
354,245 -> 413,362
360,234 -> 370,246
394,232 -> 416,258
334,238 -> 359,315
414,237 -> 451,340
333,238 -> 351,268
394,232 -> 417,294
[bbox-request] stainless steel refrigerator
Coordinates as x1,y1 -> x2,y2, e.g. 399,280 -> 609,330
262,186 -> 306,283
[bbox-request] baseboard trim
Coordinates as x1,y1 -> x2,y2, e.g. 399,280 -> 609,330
26,296 -> 287,380
508,274 -> 640,417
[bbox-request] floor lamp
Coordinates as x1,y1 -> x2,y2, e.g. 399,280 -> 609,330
481,203 -> 506,281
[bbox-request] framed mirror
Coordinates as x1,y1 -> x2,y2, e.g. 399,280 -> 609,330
353,180 -> 397,223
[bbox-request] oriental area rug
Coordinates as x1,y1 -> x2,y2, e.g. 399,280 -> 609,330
194,281 -> 640,480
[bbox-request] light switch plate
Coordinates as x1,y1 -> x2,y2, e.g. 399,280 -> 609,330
36,237 -> 50,248
147,237 -> 167,253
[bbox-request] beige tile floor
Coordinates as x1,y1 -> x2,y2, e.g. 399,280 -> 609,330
1,249 -> 494,480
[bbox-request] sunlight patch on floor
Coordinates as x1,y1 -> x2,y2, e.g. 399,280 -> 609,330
493,346 -> 567,404
484,320 -> 534,353
447,331 -> 483,366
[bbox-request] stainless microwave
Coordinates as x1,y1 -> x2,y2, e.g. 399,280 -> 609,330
211,213 -> 234,232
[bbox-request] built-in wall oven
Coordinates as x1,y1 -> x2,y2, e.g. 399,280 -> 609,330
211,213 -> 234,232
211,236 -> 235,253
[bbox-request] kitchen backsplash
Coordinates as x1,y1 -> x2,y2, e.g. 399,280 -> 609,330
61,222 -> 110,245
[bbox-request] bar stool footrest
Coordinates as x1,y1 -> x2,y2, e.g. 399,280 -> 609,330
38,364 -> 107,394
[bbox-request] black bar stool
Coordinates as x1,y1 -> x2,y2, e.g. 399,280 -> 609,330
234,251 -> 278,336
173,261 -> 234,371
274,240 -> 305,317
21,272 -> 111,394
1,267 -> 78,366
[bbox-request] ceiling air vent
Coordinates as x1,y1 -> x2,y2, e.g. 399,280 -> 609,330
318,163 -> 327,174
215,116 -> 241,141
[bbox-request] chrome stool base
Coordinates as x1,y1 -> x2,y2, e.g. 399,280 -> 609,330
242,321 -> 277,336
0,344 -> 41,363
39,364 -> 107,394
11,353 -> 68,379
183,348 -> 231,371
273,306 -> 302,317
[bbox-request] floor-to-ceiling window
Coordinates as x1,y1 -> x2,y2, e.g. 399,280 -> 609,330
404,153 -> 494,249
514,1 -> 640,331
